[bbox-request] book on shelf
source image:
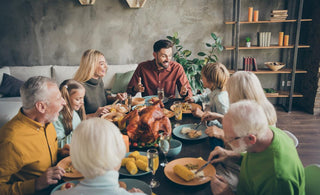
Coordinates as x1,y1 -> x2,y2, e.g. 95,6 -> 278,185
266,32 -> 271,47
271,14 -> 288,17
243,57 -> 258,71
270,17 -> 288,21
258,32 -> 271,47
271,10 -> 288,14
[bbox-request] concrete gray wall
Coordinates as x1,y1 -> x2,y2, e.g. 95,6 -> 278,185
0,0 -> 314,104
0,0 -> 288,66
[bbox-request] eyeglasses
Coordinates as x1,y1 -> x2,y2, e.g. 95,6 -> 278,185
225,135 -> 247,145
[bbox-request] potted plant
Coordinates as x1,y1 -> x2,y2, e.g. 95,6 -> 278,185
246,37 -> 251,47
166,32 -> 224,94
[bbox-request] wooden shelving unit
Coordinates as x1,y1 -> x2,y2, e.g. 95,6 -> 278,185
224,19 -> 312,24
226,0 -> 312,112
224,45 -> 310,50
266,91 -> 303,98
228,69 -> 307,74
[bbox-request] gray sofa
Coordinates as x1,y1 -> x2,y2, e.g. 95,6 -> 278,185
0,64 -> 138,127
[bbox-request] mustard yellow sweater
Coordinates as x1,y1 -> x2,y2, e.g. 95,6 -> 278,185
0,109 -> 58,195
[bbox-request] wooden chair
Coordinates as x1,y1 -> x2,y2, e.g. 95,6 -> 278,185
305,164 -> 320,195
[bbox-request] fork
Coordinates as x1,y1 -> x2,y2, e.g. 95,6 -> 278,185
194,121 -> 202,130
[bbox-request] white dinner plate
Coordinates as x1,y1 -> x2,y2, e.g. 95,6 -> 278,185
143,95 -> 168,105
173,124 -> 208,140
50,181 -> 79,194
119,178 -> 152,195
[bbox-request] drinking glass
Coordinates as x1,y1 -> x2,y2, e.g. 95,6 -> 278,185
147,148 -> 160,188
157,88 -> 164,101
173,101 -> 182,121
159,133 -> 170,167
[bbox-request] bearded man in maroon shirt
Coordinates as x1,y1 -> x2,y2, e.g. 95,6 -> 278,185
127,39 -> 193,98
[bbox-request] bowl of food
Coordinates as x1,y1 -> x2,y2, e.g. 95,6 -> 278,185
265,62 -> 285,71
167,139 -> 182,158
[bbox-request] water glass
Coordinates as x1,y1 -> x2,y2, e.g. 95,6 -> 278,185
173,101 -> 182,121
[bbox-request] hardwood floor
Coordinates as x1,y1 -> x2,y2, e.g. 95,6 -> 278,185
276,107 -> 320,166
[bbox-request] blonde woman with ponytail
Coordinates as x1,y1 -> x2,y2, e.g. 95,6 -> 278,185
53,79 -> 86,148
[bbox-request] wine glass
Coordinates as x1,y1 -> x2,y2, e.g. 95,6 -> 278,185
159,133 -> 170,167
157,88 -> 164,101
147,148 -> 160,188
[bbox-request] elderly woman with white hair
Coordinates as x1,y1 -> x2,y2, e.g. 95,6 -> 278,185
202,71 -> 277,139
53,118 -> 145,195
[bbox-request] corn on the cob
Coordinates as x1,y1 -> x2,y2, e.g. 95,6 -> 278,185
121,157 -> 135,167
126,161 -> 138,175
136,159 -> 149,172
128,151 -> 140,159
136,155 -> 148,163
173,164 -> 195,181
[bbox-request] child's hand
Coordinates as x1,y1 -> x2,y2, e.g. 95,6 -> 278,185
202,111 -> 224,123
95,106 -> 109,117
205,126 -> 225,139
192,107 -> 204,118
184,96 -> 194,102
116,92 -> 127,101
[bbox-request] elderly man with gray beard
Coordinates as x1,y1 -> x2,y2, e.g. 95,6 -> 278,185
0,76 -> 69,195
208,100 -> 305,195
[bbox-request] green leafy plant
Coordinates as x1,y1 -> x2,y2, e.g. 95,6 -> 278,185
246,37 -> 251,42
166,32 -> 224,94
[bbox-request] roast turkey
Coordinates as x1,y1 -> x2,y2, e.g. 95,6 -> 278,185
120,102 -> 172,143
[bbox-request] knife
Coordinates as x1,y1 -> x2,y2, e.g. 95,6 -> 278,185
195,161 -> 211,174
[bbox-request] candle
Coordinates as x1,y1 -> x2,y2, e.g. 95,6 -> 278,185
253,10 -> 259,22
122,135 -> 130,153
284,35 -> 289,46
248,7 -> 253,22
278,32 -> 284,46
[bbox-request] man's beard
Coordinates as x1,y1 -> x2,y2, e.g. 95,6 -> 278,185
158,61 -> 169,69
230,139 -> 248,153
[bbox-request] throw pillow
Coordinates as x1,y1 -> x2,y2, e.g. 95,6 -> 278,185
111,70 -> 135,94
0,73 -> 24,97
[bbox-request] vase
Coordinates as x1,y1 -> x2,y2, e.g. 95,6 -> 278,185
246,42 -> 251,47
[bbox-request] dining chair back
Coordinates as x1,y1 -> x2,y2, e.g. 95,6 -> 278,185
305,164 -> 320,195
283,130 -> 299,147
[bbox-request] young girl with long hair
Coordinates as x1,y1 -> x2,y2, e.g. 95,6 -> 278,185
53,79 -> 86,148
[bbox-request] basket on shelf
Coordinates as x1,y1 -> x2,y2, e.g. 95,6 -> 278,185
264,62 -> 285,71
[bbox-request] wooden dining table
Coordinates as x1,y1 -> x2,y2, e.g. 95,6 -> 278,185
119,99 -> 214,195
48,99 -> 214,195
